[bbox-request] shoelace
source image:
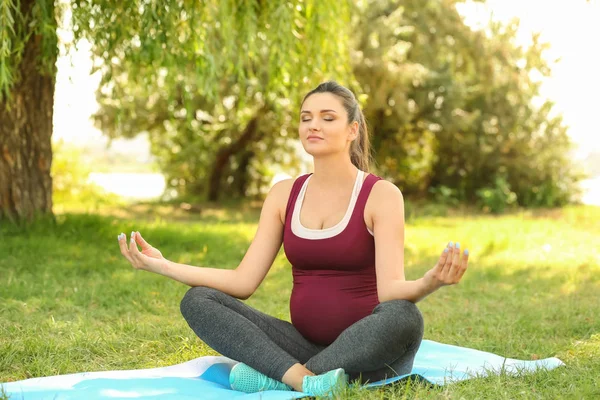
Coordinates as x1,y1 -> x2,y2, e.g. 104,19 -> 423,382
257,372 -> 272,390
259,370 -> 289,391
303,373 -> 332,396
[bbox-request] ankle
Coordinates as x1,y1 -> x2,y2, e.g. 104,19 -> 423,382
281,363 -> 315,392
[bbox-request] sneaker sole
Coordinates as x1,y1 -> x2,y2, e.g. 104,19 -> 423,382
229,363 -> 241,390
329,368 -> 348,396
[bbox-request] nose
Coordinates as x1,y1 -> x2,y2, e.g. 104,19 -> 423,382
308,119 -> 320,131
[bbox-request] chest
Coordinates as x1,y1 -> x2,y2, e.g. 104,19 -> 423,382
300,191 -> 354,230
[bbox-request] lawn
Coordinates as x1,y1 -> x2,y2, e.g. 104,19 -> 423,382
1,202 -> 599,399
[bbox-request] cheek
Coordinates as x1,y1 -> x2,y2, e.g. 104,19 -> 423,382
331,121 -> 348,136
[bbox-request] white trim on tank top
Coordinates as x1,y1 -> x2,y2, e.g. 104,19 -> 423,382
291,170 -> 375,239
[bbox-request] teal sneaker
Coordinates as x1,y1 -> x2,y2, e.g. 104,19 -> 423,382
302,368 -> 348,398
229,362 -> 293,393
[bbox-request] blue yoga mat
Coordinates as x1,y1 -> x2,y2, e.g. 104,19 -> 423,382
1,340 -> 564,400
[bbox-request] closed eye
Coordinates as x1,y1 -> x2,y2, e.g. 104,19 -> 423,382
301,118 -> 334,122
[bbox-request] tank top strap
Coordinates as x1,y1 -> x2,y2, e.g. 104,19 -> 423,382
285,173 -> 312,225
355,173 -> 382,211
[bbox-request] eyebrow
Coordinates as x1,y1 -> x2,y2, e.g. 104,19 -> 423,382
300,109 -> 338,114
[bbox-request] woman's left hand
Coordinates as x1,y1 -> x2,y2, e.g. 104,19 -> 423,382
424,242 -> 470,289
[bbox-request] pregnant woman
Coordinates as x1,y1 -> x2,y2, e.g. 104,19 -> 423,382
117,81 -> 470,398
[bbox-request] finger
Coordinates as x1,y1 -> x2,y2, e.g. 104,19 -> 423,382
129,231 -> 140,255
135,231 -> 152,249
436,246 -> 451,270
128,232 -> 145,269
449,242 -> 462,280
118,232 -> 134,263
440,242 -> 454,278
456,249 -> 469,281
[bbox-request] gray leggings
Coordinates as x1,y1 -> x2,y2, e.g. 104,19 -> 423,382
180,286 -> 424,384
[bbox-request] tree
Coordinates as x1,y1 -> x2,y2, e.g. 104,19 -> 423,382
84,0 -> 354,201
0,0 -> 58,223
101,0 -> 580,208
0,0 -> 354,221
352,0 -> 582,207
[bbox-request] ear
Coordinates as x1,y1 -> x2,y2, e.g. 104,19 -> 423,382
349,121 -> 359,140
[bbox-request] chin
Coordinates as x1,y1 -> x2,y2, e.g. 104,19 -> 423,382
304,149 -> 335,160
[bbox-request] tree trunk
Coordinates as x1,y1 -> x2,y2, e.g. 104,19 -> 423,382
208,114 -> 261,201
0,0 -> 57,224
232,149 -> 255,197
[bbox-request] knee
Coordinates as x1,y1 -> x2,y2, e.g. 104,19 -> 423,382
376,299 -> 424,339
180,286 -> 222,320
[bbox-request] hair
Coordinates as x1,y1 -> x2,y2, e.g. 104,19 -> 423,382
301,81 -> 372,172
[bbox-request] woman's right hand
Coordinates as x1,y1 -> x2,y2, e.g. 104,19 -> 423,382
118,231 -> 167,274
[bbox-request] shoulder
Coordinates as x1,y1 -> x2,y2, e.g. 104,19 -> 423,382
366,177 -> 404,221
371,178 -> 404,204
269,177 -> 295,195
267,176 -> 304,224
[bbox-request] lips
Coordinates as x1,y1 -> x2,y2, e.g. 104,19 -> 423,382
307,136 -> 323,140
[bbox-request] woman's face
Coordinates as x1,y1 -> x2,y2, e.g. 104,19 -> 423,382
299,92 -> 357,158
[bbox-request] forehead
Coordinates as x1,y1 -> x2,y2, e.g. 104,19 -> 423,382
302,92 -> 345,112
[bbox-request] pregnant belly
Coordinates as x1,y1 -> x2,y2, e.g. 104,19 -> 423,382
290,273 -> 379,345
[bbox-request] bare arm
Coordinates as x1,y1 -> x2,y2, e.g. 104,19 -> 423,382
372,181 -> 469,303
371,180 -> 433,303
160,263 -> 244,297
122,179 -> 292,300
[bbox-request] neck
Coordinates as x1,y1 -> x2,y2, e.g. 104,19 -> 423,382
310,153 -> 359,189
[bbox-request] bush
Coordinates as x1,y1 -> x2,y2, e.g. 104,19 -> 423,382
51,140 -> 124,209
428,185 -> 460,207
476,176 -> 518,214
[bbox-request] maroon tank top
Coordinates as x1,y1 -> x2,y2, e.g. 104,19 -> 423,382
283,171 -> 382,345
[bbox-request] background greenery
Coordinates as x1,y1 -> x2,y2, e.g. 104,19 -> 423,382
1,200 -> 599,398
74,0 -> 586,207
1,0 -> 598,398
0,0 -> 590,219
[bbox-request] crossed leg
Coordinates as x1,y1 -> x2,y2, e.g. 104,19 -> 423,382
304,300 -> 424,383
180,286 -> 424,388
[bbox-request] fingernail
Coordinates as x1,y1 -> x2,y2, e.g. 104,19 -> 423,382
448,241 -> 453,247
444,248 -> 449,253
118,234 -> 121,241
455,242 -> 460,249
465,249 -> 469,255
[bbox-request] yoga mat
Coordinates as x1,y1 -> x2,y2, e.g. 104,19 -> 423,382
1,340 -> 564,400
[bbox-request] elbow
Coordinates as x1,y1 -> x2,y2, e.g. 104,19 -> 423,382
229,285 -> 252,300
377,286 -> 393,303
377,283 -> 418,304
232,270 -> 256,300
378,280 -> 402,303
238,292 -> 252,301
378,293 -> 417,304
236,283 -> 255,301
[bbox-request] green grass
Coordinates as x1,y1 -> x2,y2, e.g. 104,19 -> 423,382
1,202 -> 599,399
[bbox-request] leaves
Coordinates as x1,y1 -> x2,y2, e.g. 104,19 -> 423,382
67,0 -> 353,107
85,0 -> 354,200
0,0 -> 19,100
0,0 -> 583,208
353,0 -> 582,208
